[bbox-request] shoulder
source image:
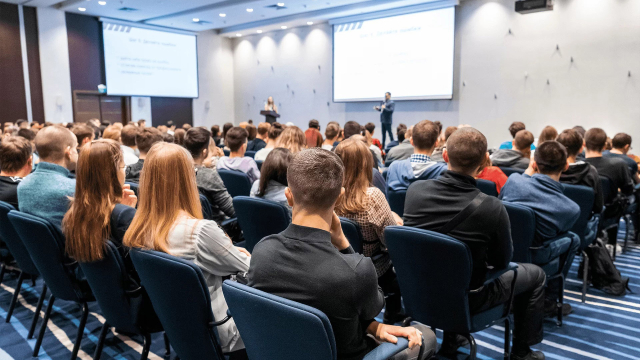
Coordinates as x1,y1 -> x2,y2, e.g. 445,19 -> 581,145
367,186 -> 386,201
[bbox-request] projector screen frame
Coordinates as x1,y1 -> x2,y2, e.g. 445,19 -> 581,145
331,6 -> 456,103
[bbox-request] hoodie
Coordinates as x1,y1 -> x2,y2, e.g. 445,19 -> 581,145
386,156 -> 447,191
491,149 -> 529,169
560,161 -> 604,214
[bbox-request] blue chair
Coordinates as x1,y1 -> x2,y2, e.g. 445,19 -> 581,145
385,226 -> 517,359
599,176 -> 624,260
130,248 -> 230,360
387,189 -> 406,218
79,242 -> 168,360
256,160 -> 263,171
218,169 -> 252,198
199,193 -> 214,221
476,179 -> 499,197
233,196 -> 290,253
222,280 -> 419,360
245,150 -> 256,158
0,202 -> 47,338
382,169 -> 388,181
339,217 -> 364,253
384,159 -> 394,168
8,211 -> 95,359
223,149 -> 230,157
499,167 -> 525,177
125,181 -> 139,197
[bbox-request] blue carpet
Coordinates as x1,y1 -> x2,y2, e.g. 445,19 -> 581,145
1,241 -> 638,359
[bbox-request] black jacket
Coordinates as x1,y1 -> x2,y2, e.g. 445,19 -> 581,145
585,156 -> 634,202
560,162 -> 604,214
125,159 -> 144,183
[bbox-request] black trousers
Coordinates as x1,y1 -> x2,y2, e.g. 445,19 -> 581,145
381,122 -> 394,148
378,267 -> 402,318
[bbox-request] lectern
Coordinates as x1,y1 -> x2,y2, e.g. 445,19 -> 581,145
260,110 -> 280,124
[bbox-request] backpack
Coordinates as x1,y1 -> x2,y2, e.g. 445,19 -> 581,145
578,238 -> 631,296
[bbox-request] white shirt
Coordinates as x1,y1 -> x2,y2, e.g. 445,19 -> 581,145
120,145 -> 139,166
254,147 -> 274,162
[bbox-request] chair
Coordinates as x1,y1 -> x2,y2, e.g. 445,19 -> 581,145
79,242 -> 168,360
245,150 -> 256,158
222,280 -> 419,360
0,202 -> 47,338
384,159 -> 394,168
339,217 -> 364,253
199,193 -> 214,221
599,176 -> 623,259
233,196 -> 290,253
476,179 -> 498,197
387,189 -> 406,217
385,226 -> 517,359
256,160 -> 263,171
8,211 -> 95,359
218,169 -> 252,198
499,167 -> 525,177
223,149 -> 230,157
130,248 -> 230,360
382,169 -> 388,181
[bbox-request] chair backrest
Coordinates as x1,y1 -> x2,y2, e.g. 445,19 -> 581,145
562,184 -> 595,250
339,217 -> 364,253
223,149 -> 230,157
8,211 -> 87,302
387,189 -> 406,217
218,169 -> 252,198
222,280 -> 336,360
502,202 -> 535,263
382,169 -> 388,181
245,151 -> 256,158
599,176 -> 615,205
233,196 -> 290,253
385,226 -> 473,333
384,159 -> 394,168
199,193 -> 214,221
130,248 -> 224,360
256,160 -> 263,171
476,179 -> 499,197
500,167 -> 525,177
78,242 -> 139,334
0,202 -> 39,276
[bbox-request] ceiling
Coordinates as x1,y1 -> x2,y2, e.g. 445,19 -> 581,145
9,0 -> 445,36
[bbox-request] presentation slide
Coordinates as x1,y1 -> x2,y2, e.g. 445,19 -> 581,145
333,7 -> 455,102
103,23 -> 198,98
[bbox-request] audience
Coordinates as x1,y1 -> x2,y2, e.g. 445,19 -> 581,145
250,148 -> 293,210
364,129 -> 384,166
71,123 -> 95,152
499,121 -> 536,150
476,152 -> 508,193
431,126 -> 457,162
384,124 -> 407,153
217,127 -> 261,183
254,122 -> 284,161
102,126 -> 121,142
245,124 -> 257,142
211,125 -> 221,145
120,125 -> 140,166
584,128 -> 634,202
173,128 -> 186,146
403,127 -> 546,360
364,122 -> 383,151
220,122 -> 234,147
491,130 -> 534,169
305,119 -> 323,148
125,127 -> 164,183
137,119 -> 146,128
537,126 -> 558,148
0,137 -> 33,209
385,126 -> 413,163
248,148 -> 436,360
322,122 -> 340,150
246,122 -> 270,152
274,125 -> 307,154
604,133 -> 639,183
17,128 -> 38,166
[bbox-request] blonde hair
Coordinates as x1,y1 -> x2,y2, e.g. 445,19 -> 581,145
275,126 -> 306,154
123,142 -> 203,253
334,138 -> 373,214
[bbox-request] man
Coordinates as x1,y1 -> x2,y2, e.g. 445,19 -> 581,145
305,119 -> 323,148
247,122 -> 270,152
125,127 -> 163,183
0,137 -> 33,209
604,133 -> 639,183
16,119 -> 29,129
384,124 -> 407,153
217,127 -> 261,183
584,128 -> 634,202
71,124 -> 95,152
137,119 -> 146,128
184,127 -> 236,224
248,148 -> 436,360
17,128 -> 39,167
386,120 -> 447,192
499,122 -> 535,150
491,130 -> 534,169
374,92 -> 395,148
120,125 -> 140,166
431,126 -> 458,162
385,127 -> 414,164
403,128 -> 546,360
18,126 -> 77,228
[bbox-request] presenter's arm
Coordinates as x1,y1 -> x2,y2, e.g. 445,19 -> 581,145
384,102 -> 395,112
273,104 -> 278,113
264,103 -> 269,111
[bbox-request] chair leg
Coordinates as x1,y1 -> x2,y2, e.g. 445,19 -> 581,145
6,271 -> 25,323
93,322 -> 110,360
462,334 -> 477,360
623,215 -> 631,254
34,295 -> 55,357
163,332 -> 171,356
504,317 -> 512,360
557,275 -> 565,327
582,251 -> 589,303
0,263 -> 5,286
70,302 -> 89,360
28,284 -> 47,339
140,333 -> 152,360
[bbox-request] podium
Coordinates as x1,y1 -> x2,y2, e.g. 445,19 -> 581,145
260,110 -> 280,124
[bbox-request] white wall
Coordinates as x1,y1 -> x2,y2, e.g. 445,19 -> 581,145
131,96 -> 152,126
37,7 -> 73,124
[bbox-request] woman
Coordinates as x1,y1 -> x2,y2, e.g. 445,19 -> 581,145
364,129 -> 383,167
476,152 -> 508,194
334,138 -> 403,324
123,142 -> 250,356
264,96 -> 278,113
220,122 -> 233,147
211,125 -> 221,145
254,123 -> 284,161
174,128 -> 186,146
275,126 -> 306,154
250,148 -> 292,209
537,126 -> 558,147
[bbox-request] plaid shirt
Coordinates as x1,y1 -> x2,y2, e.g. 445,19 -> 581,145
410,154 -> 431,164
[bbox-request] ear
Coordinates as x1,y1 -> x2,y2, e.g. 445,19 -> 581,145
410,137 -> 415,147
564,160 -> 570,172
579,143 -> 584,154
26,155 -> 33,169
512,139 -> 516,148
285,187 -> 294,207
443,148 -> 450,163
65,146 -> 72,159
531,160 -> 539,173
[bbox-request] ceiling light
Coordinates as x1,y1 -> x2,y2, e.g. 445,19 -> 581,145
307,21 -> 313,25
236,33 -> 242,37
219,13 -> 226,17
98,1 -> 106,5
192,18 -> 199,22
78,7 -> 86,11
246,8 -> 253,12
277,2 -> 285,6
257,30 -> 263,33
281,25 -> 287,29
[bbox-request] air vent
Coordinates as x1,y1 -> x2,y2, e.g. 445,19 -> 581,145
194,20 -> 212,25
265,5 -> 287,10
118,7 -> 138,12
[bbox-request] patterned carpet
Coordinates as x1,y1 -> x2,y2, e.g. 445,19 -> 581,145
1,240 -> 638,360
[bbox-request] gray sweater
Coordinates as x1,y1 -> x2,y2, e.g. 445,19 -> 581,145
195,165 -> 235,223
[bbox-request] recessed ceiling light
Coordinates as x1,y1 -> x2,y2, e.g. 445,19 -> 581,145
257,30 -> 263,33
98,1 -> 106,5
277,2 -> 285,6
236,33 -> 242,37
78,7 -> 86,11
281,25 -> 287,29
192,18 -> 199,22
219,13 -> 226,17
246,8 -> 253,12
307,21 -> 313,25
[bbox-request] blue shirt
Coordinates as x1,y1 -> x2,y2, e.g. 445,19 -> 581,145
499,141 -> 536,151
386,155 -> 447,192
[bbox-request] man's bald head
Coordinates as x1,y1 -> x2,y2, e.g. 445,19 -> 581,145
35,126 -> 77,162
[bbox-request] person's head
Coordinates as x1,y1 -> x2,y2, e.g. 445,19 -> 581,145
537,126 -> 558,147
509,122 -> 526,138
444,126 -> 458,142
248,119 -> 253,125
605,137 -> 613,151
410,120 -> 440,153
405,126 -> 413,140
334,138 -> 373,214
585,128 -> 607,153
258,148 -> 293,197
612,133 -> 632,154
385,92 -> 391,100
182,123 -> 192,130
267,96 -> 274,105
211,125 -> 220,138
35,125 -> 78,169
222,122 -> 233,141
0,137 -> 33,177
267,122 -> 285,141
285,148 -> 344,215
72,124 -> 95,148
533,141 -> 568,177
275,126 -> 306,154
17,128 -> 35,142
513,130 -> 534,153
257,122 -> 270,139
123,143 -> 203,253
16,119 -> 28,129
121,125 -> 138,148
364,122 -> 376,136
157,125 -> 168,133
572,126 -> 586,138
112,122 -> 123,130
343,121 -> 361,139
173,128 -> 186,146
163,133 -> 174,143
325,122 -> 340,141
226,126 -> 249,153
245,124 -> 257,141
556,129 -> 584,159
444,127 -> 488,177
396,124 -> 407,142
62,139 -> 124,262
137,119 -> 146,128
239,121 -> 248,129
136,127 -> 164,156
308,119 -> 320,131
102,126 -> 121,142
184,127 -> 211,161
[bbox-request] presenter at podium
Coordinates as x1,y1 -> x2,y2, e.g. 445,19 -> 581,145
263,96 -> 279,124
373,92 -> 395,148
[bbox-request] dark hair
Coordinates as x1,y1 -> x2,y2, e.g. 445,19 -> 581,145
268,122 -> 285,140
444,126 -> 457,141
572,126 -> 586,137
433,121 -> 443,135
537,126 -> 558,147
385,92 -> 391,97
514,130 -> 534,151
446,127 -> 487,174
585,128 -> 607,152
343,121 -> 361,139
121,125 -> 138,147
556,129 -> 583,157
509,122 -> 526,138
0,137 -> 32,173
246,124 -> 257,141
222,122 -> 233,142
397,124 -> 407,142
411,120 -> 440,150
163,133 -> 175,143
211,125 -> 220,138
612,133 -> 632,149
17,128 -> 35,141
136,127 -> 164,153
226,127 -> 248,152
173,128 -> 186,146
287,148 -> 344,211
72,124 -> 94,145
325,123 -> 340,140
184,127 -> 211,159
16,119 -> 28,127
258,148 -> 293,197
535,141 -> 567,174
308,119 -> 320,130
364,122 -> 376,135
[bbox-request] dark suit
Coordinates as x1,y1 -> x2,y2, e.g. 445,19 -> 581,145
376,99 -> 395,147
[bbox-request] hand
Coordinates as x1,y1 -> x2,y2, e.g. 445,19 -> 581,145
524,160 -> 536,176
381,105 -> 386,110
121,184 -> 137,208
374,106 -> 380,111
236,247 -> 251,257
392,212 -> 403,226
330,212 -> 350,250
368,322 -> 423,349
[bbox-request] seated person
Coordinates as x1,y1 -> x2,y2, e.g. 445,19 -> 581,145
120,125 -> 140,166
254,122 -> 284,161
386,120 -> 447,192
604,133 -> 639,183
18,126 -> 77,228
125,127 -> 163,183
584,128 -> 634,201
305,119 -> 324,148
322,122 -> 340,150
0,137 -> 33,209
248,148 -> 436,360
384,124 -> 407,153
557,129 -> 603,214
184,127 -> 236,223
246,122 -> 270,152
385,126 -> 414,163
491,130 -> 534,169
476,153 -> 508,194
499,121 -> 536,150
431,126 -> 457,162
250,148 -> 292,210
364,122 -> 383,151
364,129 -> 384,167
71,123 -> 95,153
403,127 -> 546,360
217,127 -> 261,183
124,142 -> 250,356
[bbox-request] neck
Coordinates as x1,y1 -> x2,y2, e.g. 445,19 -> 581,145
257,134 -> 268,141
611,148 -> 625,155
447,165 -> 479,178
585,149 -> 602,158
127,145 -> 137,150
230,151 -> 244,158
291,207 -> 332,232
139,152 -> 148,160
323,138 -> 335,145
193,157 -> 204,166
266,139 -> 277,148
540,172 -> 562,182
414,147 -> 434,156
41,158 -> 67,168
567,155 -> 578,164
